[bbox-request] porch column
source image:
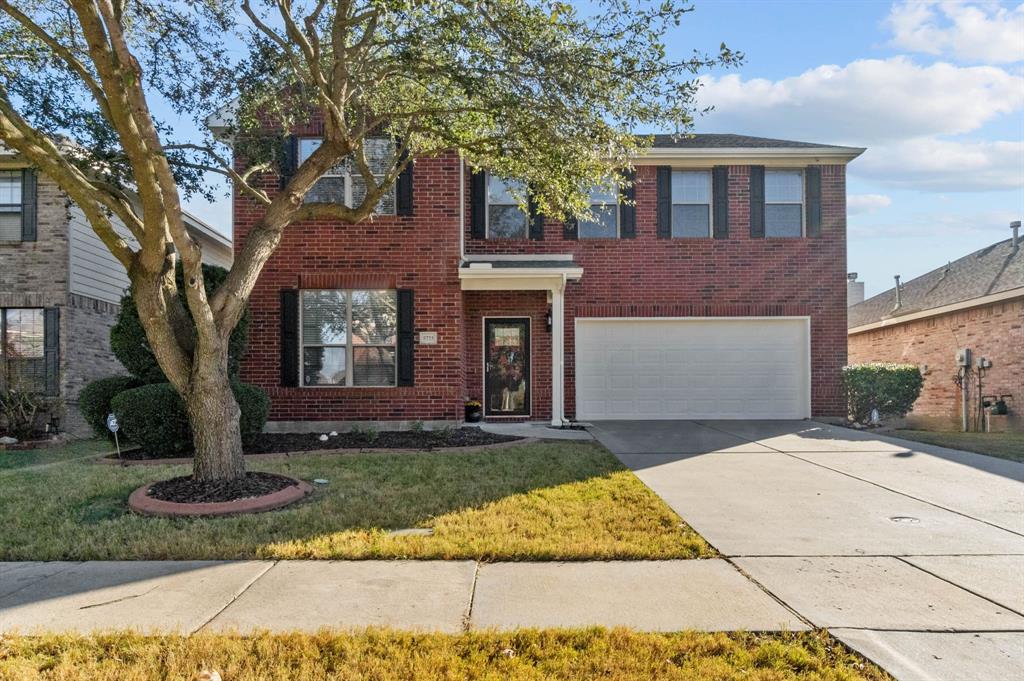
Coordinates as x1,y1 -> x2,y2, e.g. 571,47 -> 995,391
550,277 -> 566,426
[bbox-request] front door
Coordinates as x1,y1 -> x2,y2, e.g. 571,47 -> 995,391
484,318 -> 531,417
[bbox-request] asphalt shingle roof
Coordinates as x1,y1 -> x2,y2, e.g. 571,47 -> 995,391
848,238 -> 1024,329
646,133 -> 862,151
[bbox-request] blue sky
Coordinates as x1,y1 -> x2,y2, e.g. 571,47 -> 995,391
183,0 -> 1024,298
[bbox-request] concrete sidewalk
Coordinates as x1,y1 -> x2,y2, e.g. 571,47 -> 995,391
0,559 -> 804,635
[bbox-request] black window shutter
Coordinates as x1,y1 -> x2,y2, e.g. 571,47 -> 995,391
280,135 -> 298,189
21,169 -> 37,242
43,307 -> 59,396
656,166 -> 672,238
806,166 -> 822,238
712,166 -> 729,239
470,170 -> 486,239
619,168 -> 637,239
396,148 -> 414,216
563,216 -> 578,240
279,289 -> 299,387
527,191 -> 544,240
749,165 -> 765,238
397,289 -> 414,386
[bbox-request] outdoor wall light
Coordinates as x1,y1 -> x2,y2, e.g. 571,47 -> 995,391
545,308 -> 552,333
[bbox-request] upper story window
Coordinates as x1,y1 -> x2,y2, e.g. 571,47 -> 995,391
486,175 -> 528,239
579,184 -> 619,239
300,289 -> 397,387
671,170 -> 712,238
0,171 -> 23,242
298,138 -> 396,215
1,308 -> 45,392
765,170 -> 803,237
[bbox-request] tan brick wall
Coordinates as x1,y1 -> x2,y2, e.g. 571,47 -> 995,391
848,298 -> 1024,431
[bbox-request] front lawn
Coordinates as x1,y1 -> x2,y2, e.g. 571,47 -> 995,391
0,438 -> 112,472
891,430 -> 1024,463
0,442 -> 713,561
0,629 -> 890,681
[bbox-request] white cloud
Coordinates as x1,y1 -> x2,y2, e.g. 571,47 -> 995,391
850,208 -> 1019,238
855,138 -> 1024,191
848,194 -> 893,215
886,1 -> 1024,64
695,57 -> 1024,192
697,57 -> 1023,144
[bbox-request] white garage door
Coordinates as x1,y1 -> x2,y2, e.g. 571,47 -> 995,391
575,318 -> 810,420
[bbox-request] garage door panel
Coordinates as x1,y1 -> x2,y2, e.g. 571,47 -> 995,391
575,318 -> 810,421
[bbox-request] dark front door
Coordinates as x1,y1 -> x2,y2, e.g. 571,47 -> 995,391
484,318 -> 530,417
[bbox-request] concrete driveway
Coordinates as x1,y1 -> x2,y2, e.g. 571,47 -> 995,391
589,420 -> 1024,681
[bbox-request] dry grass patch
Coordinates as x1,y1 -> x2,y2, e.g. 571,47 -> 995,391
0,629 -> 891,681
0,442 -> 712,561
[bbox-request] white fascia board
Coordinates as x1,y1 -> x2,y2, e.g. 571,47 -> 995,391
634,146 -> 866,165
182,210 -> 232,248
848,287 -> 1024,335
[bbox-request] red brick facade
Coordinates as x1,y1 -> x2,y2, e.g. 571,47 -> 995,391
848,298 -> 1024,430
237,151 -> 850,424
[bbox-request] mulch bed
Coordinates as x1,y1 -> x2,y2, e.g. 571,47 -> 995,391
146,471 -> 298,504
115,427 -> 522,461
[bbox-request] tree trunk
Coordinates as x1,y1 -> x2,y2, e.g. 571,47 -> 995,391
186,344 -> 245,482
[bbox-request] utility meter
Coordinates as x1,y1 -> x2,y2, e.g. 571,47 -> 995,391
955,348 -> 972,367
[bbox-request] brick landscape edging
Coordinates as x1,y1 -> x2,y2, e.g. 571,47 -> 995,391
97,436 -> 541,466
128,477 -> 314,517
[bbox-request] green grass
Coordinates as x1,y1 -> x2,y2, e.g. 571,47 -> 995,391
0,442 -> 713,561
892,430 -> 1024,463
0,438 -> 112,472
0,629 -> 890,681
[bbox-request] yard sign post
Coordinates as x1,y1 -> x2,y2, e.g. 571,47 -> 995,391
106,413 -> 121,460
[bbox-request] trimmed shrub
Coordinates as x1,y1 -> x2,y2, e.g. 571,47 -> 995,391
79,375 -> 140,438
842,363 -> 923,424
111,382 -> 269,458
110,263 -> 250,384
234,380 -> 271,446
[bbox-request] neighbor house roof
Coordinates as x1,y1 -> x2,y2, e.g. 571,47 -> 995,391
848,237 -> 1024,331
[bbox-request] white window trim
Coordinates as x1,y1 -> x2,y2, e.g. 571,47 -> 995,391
765,169 -> 805,238
298,138 -> 396,216
0,170 -> 23,242
670,169 -> 714,238
578,185 -> 620,240
299,289 -> 398,388
485,172 -> 529,240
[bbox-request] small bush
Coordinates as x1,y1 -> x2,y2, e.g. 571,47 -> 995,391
110,263 -> 250,384
79,376 -> 139,438
112,382 -> 270,458
842,363 -> 923,424
233,380 -> 271,446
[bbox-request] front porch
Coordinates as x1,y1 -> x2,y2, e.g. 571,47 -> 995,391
459,256 -> 583,426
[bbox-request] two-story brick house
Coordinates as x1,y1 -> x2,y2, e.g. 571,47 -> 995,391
233,133 -> 863,428
0,149 -> 232,435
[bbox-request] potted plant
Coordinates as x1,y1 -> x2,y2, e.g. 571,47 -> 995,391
464,399 -> 483,423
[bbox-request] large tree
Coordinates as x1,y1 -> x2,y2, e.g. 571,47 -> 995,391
0,0 -> 738,482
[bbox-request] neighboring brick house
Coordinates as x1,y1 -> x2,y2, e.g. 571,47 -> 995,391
848,229 -> 1024,432
0,151 -> 233,435
229,132 -> 863,428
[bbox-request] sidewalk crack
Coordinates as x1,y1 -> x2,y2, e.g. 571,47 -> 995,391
462,561 -> 481,632
191,560 -> 277,635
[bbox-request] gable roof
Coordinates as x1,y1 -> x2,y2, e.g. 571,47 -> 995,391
848,237 -> 1024,330
647,133 -> 861,151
